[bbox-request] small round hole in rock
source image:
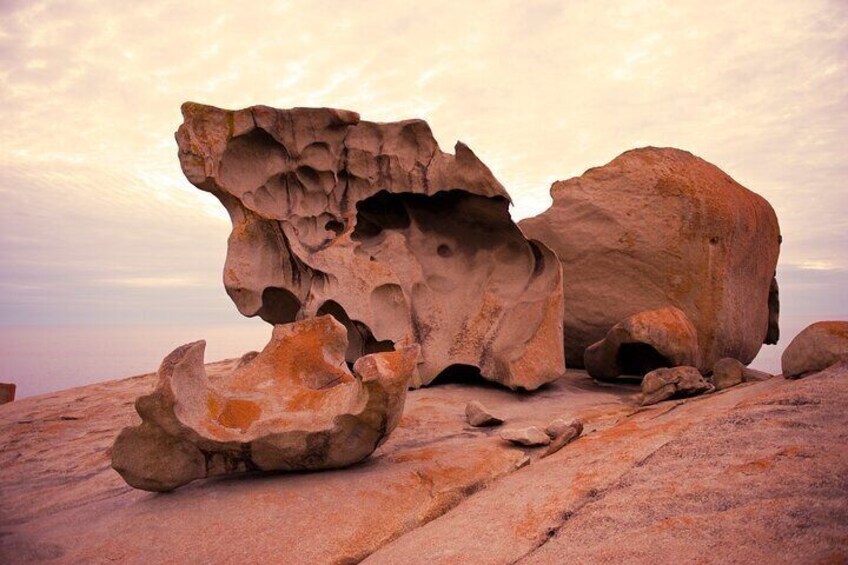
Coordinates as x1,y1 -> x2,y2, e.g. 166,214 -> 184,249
325,220 -> 344,235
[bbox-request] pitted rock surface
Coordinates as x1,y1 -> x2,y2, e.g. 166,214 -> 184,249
176,103 -> 564,390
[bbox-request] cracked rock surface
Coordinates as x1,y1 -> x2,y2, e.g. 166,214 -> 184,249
520,147 -> 781,370
111,316 -> 416,491
2,361 -> 846,563
176,102 -> 564,390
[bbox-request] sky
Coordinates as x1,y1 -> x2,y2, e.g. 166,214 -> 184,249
0,0 -> 846,328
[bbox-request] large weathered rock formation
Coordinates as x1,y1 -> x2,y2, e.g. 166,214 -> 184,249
176,103 -> 564,390
520,147 -> 781,371
111,316 -> 417,491
782,321 -> 848,379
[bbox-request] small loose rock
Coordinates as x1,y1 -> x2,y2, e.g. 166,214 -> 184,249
542,419 -> 584,457
500,426 -> 551,447
465,401 -> 504,427
641,366 -> 712,406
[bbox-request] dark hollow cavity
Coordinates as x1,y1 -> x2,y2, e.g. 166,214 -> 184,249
616,342 -> 672,377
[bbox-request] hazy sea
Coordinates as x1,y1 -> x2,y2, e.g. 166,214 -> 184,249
0,314 -> 841,399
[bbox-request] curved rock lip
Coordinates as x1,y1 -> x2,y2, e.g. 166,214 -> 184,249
583,306 -> 702,380
111,316 -> 418,492
175,102 -> 565,390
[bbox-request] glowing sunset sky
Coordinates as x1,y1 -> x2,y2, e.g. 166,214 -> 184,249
1,0 -> 846,327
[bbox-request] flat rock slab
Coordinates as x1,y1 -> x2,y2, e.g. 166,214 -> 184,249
0,362 -> 631,564
366,362 -> 848,564
2,361 -> 846,563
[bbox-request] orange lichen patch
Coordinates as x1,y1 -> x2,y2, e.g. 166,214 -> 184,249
217,398 -> 261,431
777,445 -> 812,458
508,285 -> 564,389
283,386 -> 345,412
820,322 -> 848,339
206,394 -> 222,419
389,447 -> 442,465
513,503 -> 548,541
263,321 -> 353,389
728,457 -> 775,475
655,515 -> 699,531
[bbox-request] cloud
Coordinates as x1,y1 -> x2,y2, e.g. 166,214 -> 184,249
0,0 -> 846,326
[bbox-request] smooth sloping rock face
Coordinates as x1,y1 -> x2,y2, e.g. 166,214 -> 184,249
111,316 -> 416,491
782,321 -> 848,379
641,366 -> 712,406
176,102 -> 564,390
2,360 -> 847,563
584,306 -> 701,380
520,147 -> 781,369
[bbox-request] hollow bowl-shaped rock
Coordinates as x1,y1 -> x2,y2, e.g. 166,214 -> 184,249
111,316 -> 418,492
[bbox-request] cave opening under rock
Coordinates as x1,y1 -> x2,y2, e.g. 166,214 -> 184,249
616,342 -> 672,377
429,363 -> 509,390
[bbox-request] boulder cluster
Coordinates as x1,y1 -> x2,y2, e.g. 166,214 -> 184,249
109,103 -> 844,492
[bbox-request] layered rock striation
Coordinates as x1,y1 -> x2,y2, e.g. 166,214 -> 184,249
176,103 -> 564,390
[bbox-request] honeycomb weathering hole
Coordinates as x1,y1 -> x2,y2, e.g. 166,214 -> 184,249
258,287 -> 301,324
316,300 -> 394,362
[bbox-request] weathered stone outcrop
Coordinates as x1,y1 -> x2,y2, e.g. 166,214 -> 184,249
782,321 -> 848,379
176,102 -> 564,390
583,306 -> 701,380
111,316 -> 417,492
710,357 -> 773,390
520,147 -> 781,370
0,383 -> 15,405
640,366 -> 713,406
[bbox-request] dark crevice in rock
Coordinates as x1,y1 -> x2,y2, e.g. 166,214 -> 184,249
427,364 -> 502,390
616,342 -> 672,377
509,438 -> 677,564
316,300 -> 395,363
765,275 -> 780,344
